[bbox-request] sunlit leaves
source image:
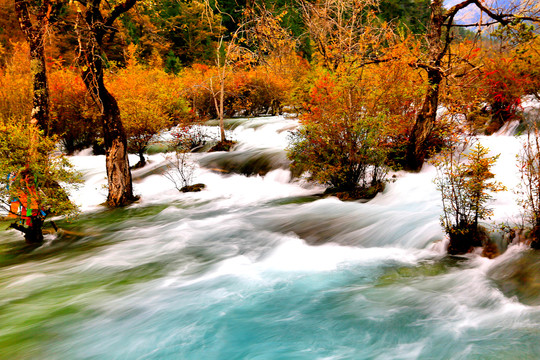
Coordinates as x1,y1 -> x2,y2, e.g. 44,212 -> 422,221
107,46 -> 191,163
434,141 -> 505,235
0,119 -> 81,219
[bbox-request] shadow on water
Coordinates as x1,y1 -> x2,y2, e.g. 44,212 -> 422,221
376,256 -> 474,287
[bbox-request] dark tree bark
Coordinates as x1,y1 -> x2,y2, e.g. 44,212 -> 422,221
14,0 -> 53,134
406,0 -> 539,171
10,217 -> 44,245
11,0 -> 56,244
406,0 -> 445,171
75,0 -> 138,207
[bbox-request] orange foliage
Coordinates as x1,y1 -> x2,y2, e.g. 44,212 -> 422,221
49,66 -> 100,153
0,42 -> 31,122
107,47 -> 191,163
179,56 -> 303,119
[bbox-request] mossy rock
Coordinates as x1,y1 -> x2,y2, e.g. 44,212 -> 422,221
209,140 -> 237,152
481,239 -> 500,259
488,250 -> 540,305
180,183 -> 206,193
325,182 -> 385,201
447,225 -> 499,257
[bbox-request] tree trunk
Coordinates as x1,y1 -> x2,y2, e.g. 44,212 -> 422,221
76,2 -> 137,207
137,150 -> 146,168
81,69 -> 135,207
28,40 -> 50,132
406,69 -> 442,170
14,0 -> 51,134
219,72 -> 227,142
406,0 -> 445,171
101,91 -> 136,206
10,217 -> 44,245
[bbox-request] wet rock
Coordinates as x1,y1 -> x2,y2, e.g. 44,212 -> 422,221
324,182 -> 385,201
481,239 -> 500,259
488,250 -> 540,305
447,226 -> 489,255
209,140 -> 237,152
200,149 -> 289,176
180,183 -> 206,192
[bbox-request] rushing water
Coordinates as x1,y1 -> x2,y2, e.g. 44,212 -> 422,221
1,116 -> 540,359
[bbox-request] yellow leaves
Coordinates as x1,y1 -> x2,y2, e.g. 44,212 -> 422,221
105,60 -> 190,155
0,42 -> 32,123
125,43 -> 138,68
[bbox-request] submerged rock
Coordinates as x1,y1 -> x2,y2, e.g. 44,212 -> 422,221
209,140 -> 237,152
199,148 -> 289,176
324,182 -> 385,201
181,183 -> 206,192
481,239 -> 500,259
488,249 -> 540,305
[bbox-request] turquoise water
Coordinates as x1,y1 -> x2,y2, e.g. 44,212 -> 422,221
1,117 -> 539,359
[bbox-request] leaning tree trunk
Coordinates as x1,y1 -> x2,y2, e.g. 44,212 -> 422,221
219,77 -> 227,143
77,5 -> 136,207
80,64 -> 135,207
14,0 -> 51,134
406,69 -> 442,170
101,90 -> 136,206
406,0 -> 445,171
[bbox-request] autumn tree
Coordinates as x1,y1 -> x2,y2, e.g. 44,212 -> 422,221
518,125 -> 540,250
288,74 -> 389,196
288,0 -> 403,197
73,0 -> 138,207
300,0 -> 385,71
434,141 -> 505,255
474,27 -> 540,133
245,3 -> 304,114
0,42 -> 32,121
208,10 -> 249,145
0,119 -> 81,244
406,0 -> 540,171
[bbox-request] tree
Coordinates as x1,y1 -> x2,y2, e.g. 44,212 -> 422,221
378,0 -> 430,34
0,119 -> 80,244
299,0 -> 386,71
73,0 -> 138,207
288,71 -> 390,197
406,0 -> 540,171
14,0 -> 57,134
288,0 -> 409,198
517,125 -> 540,249
163,126 -> 202,192
209,11 -> 247,144
0,42 -> 32,121
151,0 -> 223,69
434,141 -> 505,254
288,114 -> 388,196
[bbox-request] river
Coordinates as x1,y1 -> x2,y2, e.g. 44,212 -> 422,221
1,115 -> 539,359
